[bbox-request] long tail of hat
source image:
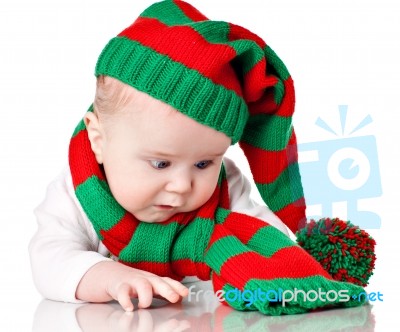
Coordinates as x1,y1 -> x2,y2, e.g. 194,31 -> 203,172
222,25 -> 376,286
220,24 -> 307,234
203,209 -> 366,315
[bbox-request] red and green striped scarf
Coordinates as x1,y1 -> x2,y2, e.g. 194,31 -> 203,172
69,122 -> 366,315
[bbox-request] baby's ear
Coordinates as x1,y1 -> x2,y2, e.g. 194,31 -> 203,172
84,112 -> 105,164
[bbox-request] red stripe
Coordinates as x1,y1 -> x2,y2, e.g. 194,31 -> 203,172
219,247 -> 332,290
222,212 -> 270,244
228,23 -> 266,49
171,259 -> 210,280
100,213 -> 138,256
243,58 -> 279,103
275,198 -> 307,234
240,131 -> 298,184
248,77 -> 295,117
197,185 -> 221,219
118,17 -> 242,96
278,78 -> 296,117
220,178 -> 230,209
248,88 -> 278,115
69,130 -> 106,188
211,271 -> 225,294
206,224 -> 231,250
158,211 -> 197,226
173,0 -> 208,22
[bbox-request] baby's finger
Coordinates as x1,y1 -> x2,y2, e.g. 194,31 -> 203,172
135,278 -> 154,309
161,277 -> 189,297
150,278 -> 183,303
117,283 -> 135,312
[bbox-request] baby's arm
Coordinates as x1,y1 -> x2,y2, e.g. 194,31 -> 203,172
29,169 -> 187,311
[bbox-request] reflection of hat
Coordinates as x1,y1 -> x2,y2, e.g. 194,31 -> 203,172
95,0 -> 306,234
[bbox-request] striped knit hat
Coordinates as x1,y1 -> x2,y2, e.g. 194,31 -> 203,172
95,0 -> 305,235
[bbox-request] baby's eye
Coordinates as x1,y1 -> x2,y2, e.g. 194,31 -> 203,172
150,160 -> 170,169
195,160 -> 212,169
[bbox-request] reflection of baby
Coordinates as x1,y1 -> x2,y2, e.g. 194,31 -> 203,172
29,0 -> 368,315
33,296 -> 375,332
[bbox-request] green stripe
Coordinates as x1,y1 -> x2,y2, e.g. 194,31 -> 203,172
205,235 -> 252,275
141,1 -> 194,26
215,208 -> 231,225
222,275 -> 365,314
273,79 -> 285,105
256,162 -> 304,212
75,176 -> 125,238
217,163 -> 226,187
96,36 -> 248,144
241,114 -> 292,151
171,217 -> 214,262
141,2 -> 231,45
247,225 -> 297,256
72,119 -> 86,138
264,45 -> 290,81
120,221 -> 180,263
228,38 -> 265,75
189,21 -> 230,44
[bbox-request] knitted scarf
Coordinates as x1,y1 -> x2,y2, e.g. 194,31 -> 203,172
69,120 -> 366,315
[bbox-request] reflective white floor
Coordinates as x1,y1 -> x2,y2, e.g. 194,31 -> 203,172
31,281 -> 377,332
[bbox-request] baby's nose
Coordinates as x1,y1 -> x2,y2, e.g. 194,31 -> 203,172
165,173 -> 192,194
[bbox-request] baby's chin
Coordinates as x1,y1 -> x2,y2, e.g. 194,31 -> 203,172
139,218 -> 172,223
131,210 -> 179,223
130,203 -> 203,223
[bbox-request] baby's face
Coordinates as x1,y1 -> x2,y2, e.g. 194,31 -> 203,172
87,88 -> 231,223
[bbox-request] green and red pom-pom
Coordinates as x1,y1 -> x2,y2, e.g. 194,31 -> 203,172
296,218 -> 376,287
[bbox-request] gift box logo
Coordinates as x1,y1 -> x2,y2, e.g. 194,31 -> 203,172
297,105 -> 382,229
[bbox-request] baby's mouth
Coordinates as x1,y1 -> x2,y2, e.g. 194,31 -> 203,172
154,205 -> 175,210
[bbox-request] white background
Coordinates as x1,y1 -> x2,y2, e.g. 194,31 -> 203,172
1,0 -> 399,330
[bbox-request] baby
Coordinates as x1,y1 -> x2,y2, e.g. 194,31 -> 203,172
30,0 -> 367,315
92,74 -> 285,308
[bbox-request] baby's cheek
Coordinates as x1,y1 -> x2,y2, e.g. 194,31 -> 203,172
107,178 -> 138,207
196,181 -> 218,205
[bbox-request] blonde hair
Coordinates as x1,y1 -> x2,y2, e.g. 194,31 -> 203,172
93,75 -> 178,128
93,75 -> 136,117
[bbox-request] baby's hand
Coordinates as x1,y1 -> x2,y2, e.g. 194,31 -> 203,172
107,264 -> 189,311
76,261 -> 189,312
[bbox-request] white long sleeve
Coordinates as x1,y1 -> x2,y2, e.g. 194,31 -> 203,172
29,157 -> 288,303
28,169 -> 112,303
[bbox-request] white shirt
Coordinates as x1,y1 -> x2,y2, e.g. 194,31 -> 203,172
29,157 -> 288,303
